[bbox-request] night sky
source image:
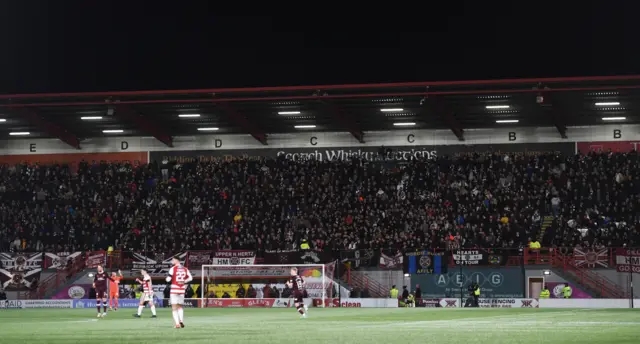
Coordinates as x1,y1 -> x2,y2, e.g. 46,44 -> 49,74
0,2 -> 637,94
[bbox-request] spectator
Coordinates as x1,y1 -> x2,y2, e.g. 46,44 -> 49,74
0,150 -> 638,255
247,284 -> 257,298
236,285 -> 246,298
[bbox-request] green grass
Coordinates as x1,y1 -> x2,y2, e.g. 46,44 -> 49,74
1,308 -> 639,344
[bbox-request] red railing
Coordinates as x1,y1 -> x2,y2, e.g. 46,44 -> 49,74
345,271 -> 387,298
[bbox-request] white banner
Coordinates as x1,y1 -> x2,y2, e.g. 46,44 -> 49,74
0,299 -> 73,309
439,298 -> 539,308
212,250 -> 256,265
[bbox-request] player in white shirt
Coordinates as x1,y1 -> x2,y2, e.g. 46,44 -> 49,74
133,269 -> 157,318
166,257 -> 193,328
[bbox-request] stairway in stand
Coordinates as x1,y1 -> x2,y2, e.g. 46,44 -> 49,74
551,251 -> 628,298
538,216 -> 555,242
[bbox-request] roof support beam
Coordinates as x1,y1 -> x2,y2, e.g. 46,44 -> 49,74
422,98 -> 464,141
318,101 -> 364,143
216,103 -> 268,145
444,111 -> 465,141
537,91 -> 568,139
114,105 -> 173,147
13,108 -> 81,149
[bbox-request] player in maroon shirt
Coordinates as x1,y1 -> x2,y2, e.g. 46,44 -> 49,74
92,265 -> 113,318
286,267 -> 308,318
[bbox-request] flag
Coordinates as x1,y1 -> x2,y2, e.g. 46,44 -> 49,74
405,250 -> 446,274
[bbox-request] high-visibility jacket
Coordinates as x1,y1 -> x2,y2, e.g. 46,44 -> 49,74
390,288 -> 399,299
539,289 -> 550,298
562,285 -> 572,298
473,287 -> 480,296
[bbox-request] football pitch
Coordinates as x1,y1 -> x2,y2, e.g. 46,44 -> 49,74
0,308 -> 639,344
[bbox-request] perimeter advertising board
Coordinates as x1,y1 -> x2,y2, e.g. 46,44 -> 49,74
411,267 -> 524,298
149,142 -> 575,163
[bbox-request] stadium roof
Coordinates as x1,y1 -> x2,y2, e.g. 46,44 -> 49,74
1,75 -> 640,148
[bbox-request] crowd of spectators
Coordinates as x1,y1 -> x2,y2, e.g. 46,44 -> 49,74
0,149 -> 639,254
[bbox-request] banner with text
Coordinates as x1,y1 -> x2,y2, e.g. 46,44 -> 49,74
212,250 -> 256,265
202,298 -> 397,308
405,250 -> 447,274
0,299 -> 73,309
126,251 -> 187,276
412,267 -> 525,299
615,248 -> 640,273
453,249 -> 510,266
0,252 -> 43,291
150,142 -> 576,164
85,251 -> 106,269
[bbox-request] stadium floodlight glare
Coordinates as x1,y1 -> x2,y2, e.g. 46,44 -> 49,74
294,125 -> 316,129
393,122 -> 416,126
595,102 -> 620,106
179,114 -> 201,118
81,116 -> 103,120
380,108 -> 404,112
602,117 -> 626,121
102,129 -> 124,133
404,273 -> 410,277
197,127 -> 219,131
486,105 -> 510,109
496,119 -> 519,123
0,119 -> 6,122
9,132 -> 30,136
543,270 -> 551,276
201,264 -> 327,308
278,111 -> 301,115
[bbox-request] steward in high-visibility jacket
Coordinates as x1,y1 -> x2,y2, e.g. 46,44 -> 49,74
539,286 -> 551,298
562,285 -> 572,299
390,285 -> 399,299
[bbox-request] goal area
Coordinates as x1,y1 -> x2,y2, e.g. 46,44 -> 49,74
199,264 -> 332,308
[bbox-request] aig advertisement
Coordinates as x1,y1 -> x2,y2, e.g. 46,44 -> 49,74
149,142 -> 575,163
411,267 -> 525,299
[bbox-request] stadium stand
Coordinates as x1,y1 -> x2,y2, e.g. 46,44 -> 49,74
1,150 -> 638,254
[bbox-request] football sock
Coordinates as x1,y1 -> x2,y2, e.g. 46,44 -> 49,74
178,307 -> 184,322
151,305 -> 156,316
115,299 -> 118,308
172,310 -> 180,325
97,301 -> 101,313
137,306 -> 144,315
103,305 -> 107,313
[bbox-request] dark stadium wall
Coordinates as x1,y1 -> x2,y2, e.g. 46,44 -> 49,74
0,124 -> 637,156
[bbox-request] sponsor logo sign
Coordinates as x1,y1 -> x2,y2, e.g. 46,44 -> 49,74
0,300 -> 24,309
438,298 -> 538,308
415,267 -> 523,299
0,252 -> 43,291
52,284 -> 92,299
212,250 -> 256,265
73,298 -> 157,309
419,299 -> 442,308
23,300 -> 73,308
